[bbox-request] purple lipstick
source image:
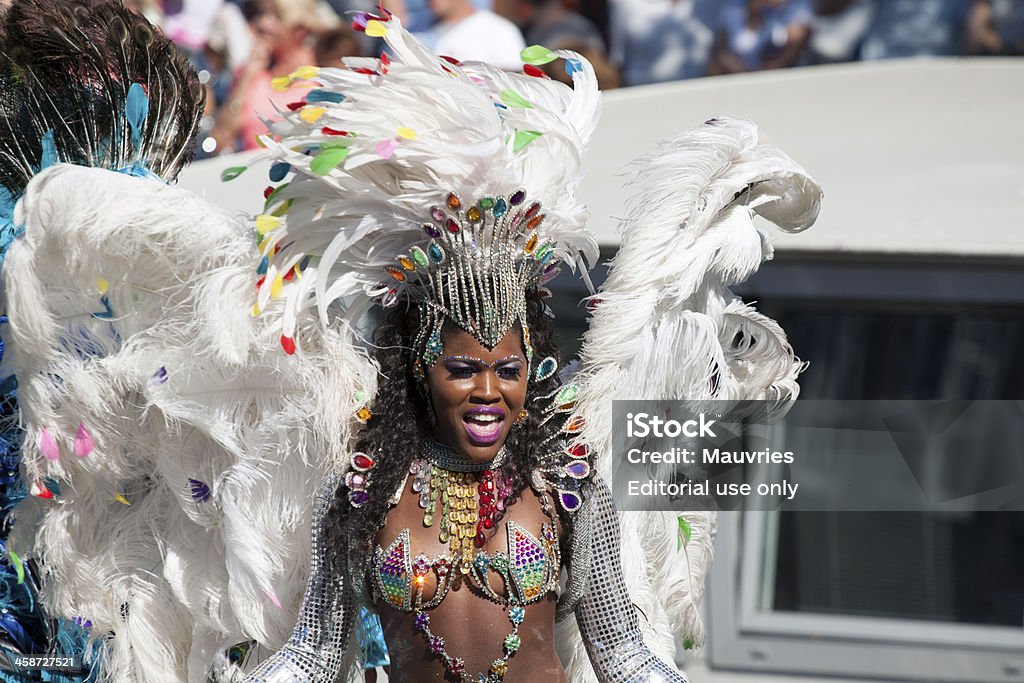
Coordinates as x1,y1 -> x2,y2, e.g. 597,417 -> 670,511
462,407 -> 506,445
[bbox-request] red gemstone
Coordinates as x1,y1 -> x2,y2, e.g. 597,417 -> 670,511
445,218 -> 459,233
322,127 -> 349,136
353,67 -> 377,75
568,443 -> 589,459
440,55 -> 463,66
286,101 -> 305,111
352,452 -> 375,471
523,64 -> 546,78
484,480 -> 495,492
525,202 -> 541,219
263,186 -> 274,199
380,52 -> 391,66
483,517 -> 494,529
280,335 -> 296,355
475,530 -> 486,547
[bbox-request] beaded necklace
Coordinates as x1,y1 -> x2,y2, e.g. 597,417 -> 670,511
414,440 -> 515,571
372,442 -> 561,682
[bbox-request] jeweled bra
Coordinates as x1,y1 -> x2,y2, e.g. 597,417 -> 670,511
371,519 -> 560,612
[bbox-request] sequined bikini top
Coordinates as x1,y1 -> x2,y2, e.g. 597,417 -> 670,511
371,518 -> 561,612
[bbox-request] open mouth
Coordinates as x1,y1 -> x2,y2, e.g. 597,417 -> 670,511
462,408 -> 506,445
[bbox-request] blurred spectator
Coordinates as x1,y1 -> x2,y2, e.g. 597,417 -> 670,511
859,0 -> 971,60
210,3 -> 257,71
207,0 -> 336,154
316,26 -> 364,66
709,0 -> 813,75
164,0 -> 225,53
808,0 -> 876,64
124,0 -> 165,26
966,0 -> 1024,55
609,0 -> 718,86
399,0 -> 513,34
513,0 -> 620,88
429,0 -> 526,70
573,0 -> 611,47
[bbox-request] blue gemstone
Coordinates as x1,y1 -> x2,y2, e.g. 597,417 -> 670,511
428,242 -> 445,264
566,461 -> 589,478
493,198 -> 507,217
535,357 -> 557,381
559,491 -> 581,511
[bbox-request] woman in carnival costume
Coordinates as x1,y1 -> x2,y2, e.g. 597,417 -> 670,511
0,2 -> 821,682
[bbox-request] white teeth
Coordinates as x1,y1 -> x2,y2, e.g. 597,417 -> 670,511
467,414 -> 500,423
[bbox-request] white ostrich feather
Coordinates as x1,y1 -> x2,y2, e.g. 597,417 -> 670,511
559,118 -> 821,681
4,164 -> 376,681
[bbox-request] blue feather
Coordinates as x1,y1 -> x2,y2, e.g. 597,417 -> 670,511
126,83 -> 149,150
39,130 -> 58,171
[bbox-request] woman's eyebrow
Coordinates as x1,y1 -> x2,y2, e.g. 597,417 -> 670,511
442,355 -> 523,367
443,355 -> 487,365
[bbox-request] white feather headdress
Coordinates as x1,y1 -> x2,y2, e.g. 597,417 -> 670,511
232,13 -> 601,359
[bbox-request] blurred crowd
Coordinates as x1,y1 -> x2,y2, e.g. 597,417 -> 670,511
120,0 -> 1024,156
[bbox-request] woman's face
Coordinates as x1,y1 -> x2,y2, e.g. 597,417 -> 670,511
425,325 -> 529,463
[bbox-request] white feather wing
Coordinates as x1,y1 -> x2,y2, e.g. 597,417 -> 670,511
561,118 -> 821,680
3,165 -> 375,681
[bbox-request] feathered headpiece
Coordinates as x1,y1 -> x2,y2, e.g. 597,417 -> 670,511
231,12 -> 601,368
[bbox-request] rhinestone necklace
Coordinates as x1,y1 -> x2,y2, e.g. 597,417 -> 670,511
421,438 -> 509,472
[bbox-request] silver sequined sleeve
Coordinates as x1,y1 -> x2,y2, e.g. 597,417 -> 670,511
244,475 -> 353,682
574,477 -> 688,683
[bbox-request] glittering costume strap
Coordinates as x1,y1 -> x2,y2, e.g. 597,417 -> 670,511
244,475 -> 353,682
573,477 -> 687,682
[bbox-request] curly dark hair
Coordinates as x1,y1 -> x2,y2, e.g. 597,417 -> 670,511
322,294 -> 567,580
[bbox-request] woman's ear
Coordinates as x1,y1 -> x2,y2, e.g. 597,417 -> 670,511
419,382 -> 437,427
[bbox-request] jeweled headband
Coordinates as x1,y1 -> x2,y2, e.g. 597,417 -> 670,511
379,188 -> 556,377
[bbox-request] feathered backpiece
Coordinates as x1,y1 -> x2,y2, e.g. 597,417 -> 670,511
558,118 -> 822,682
229,12 -> 600,372
0,1 -> 376,681
0,1 -> 201,679
0,0 -> 200,190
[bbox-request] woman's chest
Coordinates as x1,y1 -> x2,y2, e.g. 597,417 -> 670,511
371,474 -> 562,611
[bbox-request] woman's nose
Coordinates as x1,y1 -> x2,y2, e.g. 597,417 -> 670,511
472,369 -> 501,402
